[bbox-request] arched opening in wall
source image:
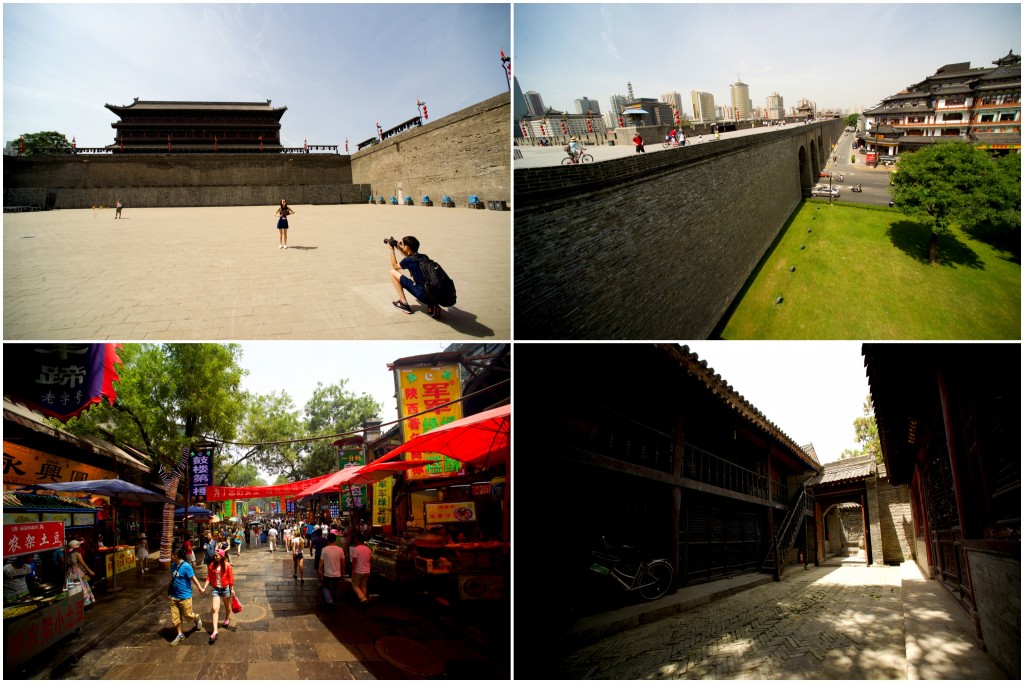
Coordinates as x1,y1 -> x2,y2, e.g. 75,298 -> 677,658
816,132 -> 825,165
798,145 -> 812,190
822,502 -> 866,564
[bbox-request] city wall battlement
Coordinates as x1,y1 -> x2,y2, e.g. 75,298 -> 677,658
514,119 -> 845,339
4,93 -> 510,210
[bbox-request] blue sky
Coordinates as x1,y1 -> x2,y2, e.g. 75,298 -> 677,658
3,3 -> 511,148
514,3 -> 1021,116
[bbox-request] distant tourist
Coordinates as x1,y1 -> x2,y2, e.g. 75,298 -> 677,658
115,199 -> 123,219
632,133 -> 645,154
275,199 -> 294,249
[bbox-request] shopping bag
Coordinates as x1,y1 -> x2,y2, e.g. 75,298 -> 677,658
231,594 -> 242,613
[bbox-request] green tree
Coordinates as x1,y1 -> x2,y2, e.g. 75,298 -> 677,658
842,113 -> 859,129
301,379 -> 382,478
838,396 -> 881,464
15,131 -> 73,156
891,141 -> 1017,264
217,390 -> 305,485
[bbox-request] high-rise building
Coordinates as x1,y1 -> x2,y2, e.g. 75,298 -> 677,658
661,91 -> 684,120
523,91 -> 546,117
729,80 -> 751,120
691,91 -> 716,123
608,94 -> 629,128
574,97 -> 601,116
766,92 -> 785,120
513,78 -> 529,134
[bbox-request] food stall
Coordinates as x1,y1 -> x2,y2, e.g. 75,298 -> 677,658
3,521 -> 85,674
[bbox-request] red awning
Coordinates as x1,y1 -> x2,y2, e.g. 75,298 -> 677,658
295,460 -> 436,498
375,405 -> 510,469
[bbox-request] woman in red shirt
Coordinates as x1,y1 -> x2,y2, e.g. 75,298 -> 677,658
201,548 -> 235,643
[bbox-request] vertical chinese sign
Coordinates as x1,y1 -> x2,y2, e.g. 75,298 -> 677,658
338,439 -> 365,511
189,444 -> 214,506
372,476 -> 392,531
395,364 -> 464,480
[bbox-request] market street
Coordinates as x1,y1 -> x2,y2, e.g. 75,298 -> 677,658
552,561 -> 1004,680
49,543 -> 509,680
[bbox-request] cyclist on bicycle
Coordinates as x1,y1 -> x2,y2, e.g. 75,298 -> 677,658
565,136 -> 583,163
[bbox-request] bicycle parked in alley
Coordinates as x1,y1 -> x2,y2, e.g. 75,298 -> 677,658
588,536 -> 675,601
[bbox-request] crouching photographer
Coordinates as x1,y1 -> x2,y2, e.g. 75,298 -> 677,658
387,235 -> 455,318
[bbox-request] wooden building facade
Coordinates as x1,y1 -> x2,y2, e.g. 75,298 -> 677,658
104,99 -> 287,154
863,343 -> 1020,678
519,344 -> 822,625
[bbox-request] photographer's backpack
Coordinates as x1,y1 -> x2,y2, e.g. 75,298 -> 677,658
414,254 -> 457,307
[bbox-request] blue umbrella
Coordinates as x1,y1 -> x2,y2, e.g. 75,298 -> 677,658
17,479 -> 175,592
174,506 -> 213,518
18,478 -> 175,505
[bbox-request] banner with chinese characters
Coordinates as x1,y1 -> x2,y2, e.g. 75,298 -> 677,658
342,481 -> 364,510
3,344 -> 121,422
189,444 -> 214,503
2,443 -> 115,488
4,521 -> 65,558
224,501 -> 233,517
424,502 -> 477,525
285,499 -> 295,514
329,500 -> 340,519
395,363 -> 464,480
372,476 -> 393,528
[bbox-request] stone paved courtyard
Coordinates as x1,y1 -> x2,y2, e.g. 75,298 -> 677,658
554,563 -> 1004,680
3,204 -> 510,340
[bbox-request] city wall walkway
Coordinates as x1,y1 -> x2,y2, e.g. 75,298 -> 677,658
3,205 -> 510,340
552,561 -> 1005,680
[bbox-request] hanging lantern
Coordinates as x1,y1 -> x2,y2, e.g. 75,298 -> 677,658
560,121 -> 567,135
586,118 -> 593,133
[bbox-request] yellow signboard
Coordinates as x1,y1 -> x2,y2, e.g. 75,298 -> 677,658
396,364 -> 463,480
104,548 -> 137,577
2,442 -> 115,488
424,502 -> 477,524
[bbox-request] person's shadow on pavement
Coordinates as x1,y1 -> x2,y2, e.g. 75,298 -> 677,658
433,307 -> 495,338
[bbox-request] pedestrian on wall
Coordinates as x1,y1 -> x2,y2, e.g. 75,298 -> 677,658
275,199 -> 294,249
632,133 -> 645,153
201,548 -> 234,644
350,533 -> 372,604
115,199 -> 123,219
168,547 -> 204,646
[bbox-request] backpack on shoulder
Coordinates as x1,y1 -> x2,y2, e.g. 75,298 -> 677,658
414,254 -> 457,307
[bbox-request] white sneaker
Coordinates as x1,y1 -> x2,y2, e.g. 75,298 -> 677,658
279,244 -> 283,249
283,244 -> 288,249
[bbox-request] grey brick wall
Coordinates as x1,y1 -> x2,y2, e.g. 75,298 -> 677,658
350,92 -> 510,207
514,120 -> 843,338
3,93 -> 509,209
839,508 -> 864,546
877,478 -> 913,563
967,550 -> 1021,678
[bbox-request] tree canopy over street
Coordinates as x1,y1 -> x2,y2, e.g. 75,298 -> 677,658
61,343 -> 382,486
891,142 -> 1020,263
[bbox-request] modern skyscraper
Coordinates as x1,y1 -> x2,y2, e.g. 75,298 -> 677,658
661,91 -> 684,120
523,91 -> 546,117
513,78 -> 529,122
691,90 -> 716,122
729,80 -> 751,121
574,97 -> 601,116
766,92 -> 785,120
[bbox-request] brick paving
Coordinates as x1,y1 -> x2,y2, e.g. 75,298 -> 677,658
3,204 -> 510,340
554,564 -> 1001,680
50,542 -> 508,680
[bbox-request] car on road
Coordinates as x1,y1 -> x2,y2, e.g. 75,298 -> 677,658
811,185 -> 840,198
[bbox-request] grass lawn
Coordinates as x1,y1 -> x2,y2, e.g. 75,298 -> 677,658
720,201 -> 1021,339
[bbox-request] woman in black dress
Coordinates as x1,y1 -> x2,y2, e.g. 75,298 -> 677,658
275,199 -> 294,249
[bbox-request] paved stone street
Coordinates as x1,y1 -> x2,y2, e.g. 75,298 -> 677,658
3,204 -> 510,340
51,542 -> 508,680
554,563 -> 1004,680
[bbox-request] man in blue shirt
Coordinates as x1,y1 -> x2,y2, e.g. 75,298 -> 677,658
168,547 -> 205,645
388,236 -> 441,318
